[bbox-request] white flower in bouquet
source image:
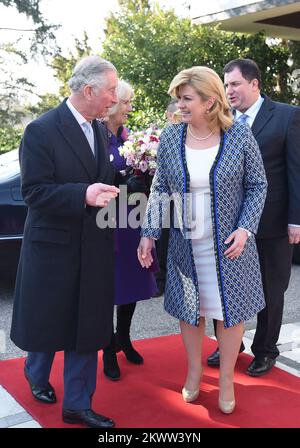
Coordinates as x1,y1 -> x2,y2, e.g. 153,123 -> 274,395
118,126 -> 161,176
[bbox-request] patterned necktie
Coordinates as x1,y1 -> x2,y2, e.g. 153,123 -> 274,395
82,121 -> 95,156
237,113 -> 248,124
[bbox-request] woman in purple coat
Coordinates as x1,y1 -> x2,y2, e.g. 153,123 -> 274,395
103,80 -> 157,380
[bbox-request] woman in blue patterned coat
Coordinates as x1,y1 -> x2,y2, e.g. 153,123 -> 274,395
138,66 -> 267,414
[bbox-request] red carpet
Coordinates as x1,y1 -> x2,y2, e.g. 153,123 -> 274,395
1,335 -> 300,428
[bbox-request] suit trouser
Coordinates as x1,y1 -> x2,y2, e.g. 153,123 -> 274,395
26,350 -> 98,410
251,236 -> 293,359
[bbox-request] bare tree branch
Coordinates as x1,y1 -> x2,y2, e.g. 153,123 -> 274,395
0,27 -> 37,32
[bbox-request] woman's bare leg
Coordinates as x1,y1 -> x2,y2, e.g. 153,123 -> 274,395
180,317 -> 205,390
216,320 -> 244,403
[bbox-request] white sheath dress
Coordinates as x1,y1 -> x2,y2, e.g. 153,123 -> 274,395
186,144 -> 223,321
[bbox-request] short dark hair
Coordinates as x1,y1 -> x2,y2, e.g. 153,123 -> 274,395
224,58 -> 262,89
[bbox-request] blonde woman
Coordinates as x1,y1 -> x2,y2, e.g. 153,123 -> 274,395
138,66 -> 267,414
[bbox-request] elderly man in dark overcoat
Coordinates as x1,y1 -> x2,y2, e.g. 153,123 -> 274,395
10,55 -> 120,428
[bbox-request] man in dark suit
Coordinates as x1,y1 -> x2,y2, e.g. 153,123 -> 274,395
10,55 -> 120,427
207,58 -> 300,376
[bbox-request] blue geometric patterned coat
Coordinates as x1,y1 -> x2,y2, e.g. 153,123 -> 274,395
141,121 -> 268,328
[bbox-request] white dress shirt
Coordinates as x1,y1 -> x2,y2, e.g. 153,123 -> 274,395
66,98 -> 95,155
235,95 -> 264,128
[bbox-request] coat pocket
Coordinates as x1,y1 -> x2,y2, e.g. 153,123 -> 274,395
30,227 -> 71,245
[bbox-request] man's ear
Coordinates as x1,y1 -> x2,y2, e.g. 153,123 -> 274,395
83,84 -> 93,100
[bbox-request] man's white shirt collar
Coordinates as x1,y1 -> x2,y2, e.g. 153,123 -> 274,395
235,95 -> 264,127
66,98 -> 88,127
66,98 -> 95,156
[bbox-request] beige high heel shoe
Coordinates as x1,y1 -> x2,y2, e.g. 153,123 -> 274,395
218,398 -> 236,414
182,370 -> 203,403
182,387 -> 200,403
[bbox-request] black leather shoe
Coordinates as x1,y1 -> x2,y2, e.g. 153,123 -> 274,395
246,357 -> 276,377
24,366 -> 57,404
103,350 -> 120,381
116,340 -> 144,364
62,408 -> 115,428
207,342 -> 245,367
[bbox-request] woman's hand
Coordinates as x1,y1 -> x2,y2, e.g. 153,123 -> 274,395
137,237 -> 154,268
126,174 -> 149,194
224,228 -> 249,260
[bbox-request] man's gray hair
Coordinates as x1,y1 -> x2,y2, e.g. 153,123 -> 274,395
68,55 -> 117,93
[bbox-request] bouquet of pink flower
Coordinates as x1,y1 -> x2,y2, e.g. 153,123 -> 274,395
118,126 -> 161,176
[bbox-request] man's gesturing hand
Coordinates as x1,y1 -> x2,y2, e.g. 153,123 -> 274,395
86,183 -> 120,208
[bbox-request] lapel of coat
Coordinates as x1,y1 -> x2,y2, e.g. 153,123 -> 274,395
177,124 -> 191,236
177,123 -> 188,193
251,94 -> 275,138
56,100 -> 98,181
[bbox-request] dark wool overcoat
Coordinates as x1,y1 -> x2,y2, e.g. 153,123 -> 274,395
141,121 -> 268,328
10,100 -> 115,352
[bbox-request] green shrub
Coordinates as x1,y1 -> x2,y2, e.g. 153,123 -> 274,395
127,107 -> 167,131
0,126 -> 23,155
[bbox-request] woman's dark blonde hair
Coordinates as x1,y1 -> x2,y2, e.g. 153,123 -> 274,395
168,66 -> 233,131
